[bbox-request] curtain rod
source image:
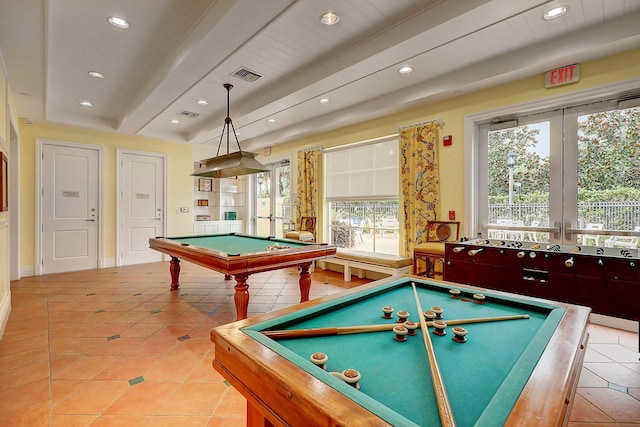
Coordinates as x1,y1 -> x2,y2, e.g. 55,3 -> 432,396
398,117 -> 444,131
297,145 -> 323,153
323,134 -> 398,153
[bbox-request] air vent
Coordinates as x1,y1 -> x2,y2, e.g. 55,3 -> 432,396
177,110 -> 200,119
231,67 -> 263,82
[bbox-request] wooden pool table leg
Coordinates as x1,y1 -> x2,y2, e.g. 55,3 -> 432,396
169,257 -> 180,290
298,262 -> 312,302
247,402 -> 275,427
234,273 -> 250,320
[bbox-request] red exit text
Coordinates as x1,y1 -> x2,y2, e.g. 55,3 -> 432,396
545,64 -> 580,88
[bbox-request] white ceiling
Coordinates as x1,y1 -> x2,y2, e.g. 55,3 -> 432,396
1,0 -> 639,154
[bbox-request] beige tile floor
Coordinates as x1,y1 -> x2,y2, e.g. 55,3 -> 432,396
0,261 -> 638,426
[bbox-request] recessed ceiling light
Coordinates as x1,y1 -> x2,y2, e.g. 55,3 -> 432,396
170,119 -> 180,124
319,98 -> 330,104
543,6 -> 567,20
108,16 -> 129,29
79,100 -> 93,107
88,71 -> 105,79
320,11 -> 340,26
196,99 -> 208,106
399,66 -> 413,74
267,118 -> 276,123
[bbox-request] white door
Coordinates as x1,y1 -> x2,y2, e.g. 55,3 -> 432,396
42,144 -> 99,274
119,151 -> 165,265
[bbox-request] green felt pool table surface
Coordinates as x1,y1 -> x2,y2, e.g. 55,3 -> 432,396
212,276 -> 590,427
167,233 -> 312,255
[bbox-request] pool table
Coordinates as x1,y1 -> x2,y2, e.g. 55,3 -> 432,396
211,275 -> 590,427
149,233 -> 336,320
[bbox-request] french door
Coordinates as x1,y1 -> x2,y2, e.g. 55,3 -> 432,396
254,160 -> 291,238
477,99 -> 640,247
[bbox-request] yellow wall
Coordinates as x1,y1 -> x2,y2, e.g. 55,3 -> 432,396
18,120 -> 194,269
8,47 -> 640,273
265,48 -> 640,241
0,57 -> 10,337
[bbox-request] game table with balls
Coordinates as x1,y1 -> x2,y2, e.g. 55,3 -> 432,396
210,275 -> 590,427
149,233 -> 336,320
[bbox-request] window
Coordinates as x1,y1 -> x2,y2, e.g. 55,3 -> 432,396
474,94 -> 640,247
325,137 -> 399,254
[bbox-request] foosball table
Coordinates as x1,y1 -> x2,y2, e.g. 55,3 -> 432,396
444,239 -> 639,334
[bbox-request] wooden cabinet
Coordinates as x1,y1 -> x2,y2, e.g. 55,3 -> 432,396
444,241 -> 639,323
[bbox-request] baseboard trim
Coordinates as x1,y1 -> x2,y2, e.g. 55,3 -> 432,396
0,290 -> 12,340
590,313 -> 638,333
20,266 -> 35,277
20,259 -> 116,277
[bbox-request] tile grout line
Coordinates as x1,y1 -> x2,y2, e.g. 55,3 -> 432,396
46,295 -> 54,427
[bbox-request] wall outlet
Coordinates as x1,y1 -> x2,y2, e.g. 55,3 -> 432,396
180,207 -> 189,213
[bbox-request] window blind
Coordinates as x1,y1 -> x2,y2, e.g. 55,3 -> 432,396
326,138 -> 399,200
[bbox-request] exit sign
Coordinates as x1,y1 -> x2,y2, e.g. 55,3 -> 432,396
545,64 -> 580,88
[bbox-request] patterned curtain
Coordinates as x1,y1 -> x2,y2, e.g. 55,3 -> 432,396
400,121 -> 441,256
296,147 -> 322,221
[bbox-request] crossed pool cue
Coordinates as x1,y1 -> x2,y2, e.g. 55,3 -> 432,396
261,313 -> 530,339
412,282 -> 456,427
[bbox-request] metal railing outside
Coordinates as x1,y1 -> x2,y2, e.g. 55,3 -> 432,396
488,201 -> 640,230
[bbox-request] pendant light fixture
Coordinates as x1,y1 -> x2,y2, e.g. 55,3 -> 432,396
192,83 -> 269,178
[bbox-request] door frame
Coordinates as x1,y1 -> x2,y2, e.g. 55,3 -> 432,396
252,156 -> 291,237
115,149 -> 167,266
9,109 -> 20,280
35,139 -> 104,275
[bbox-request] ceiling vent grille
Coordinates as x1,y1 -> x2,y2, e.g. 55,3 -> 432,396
231,67 -> 262,82
177,110 -> 200,119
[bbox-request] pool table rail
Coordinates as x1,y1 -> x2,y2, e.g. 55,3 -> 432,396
149,235 -> 335,277
212,323 -> 393,426
149,234 -> 336,320
210,276 -> 591,427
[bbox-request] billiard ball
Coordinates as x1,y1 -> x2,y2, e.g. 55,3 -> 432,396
473,293 -> 486,304
392,325 -> 409,342
449,289 -> 461,299
310,352 -> 328,370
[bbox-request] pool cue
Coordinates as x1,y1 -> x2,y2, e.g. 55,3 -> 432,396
412,282 -> 456,427
261,314 -> 530,340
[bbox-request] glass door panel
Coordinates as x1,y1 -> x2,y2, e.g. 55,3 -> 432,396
483,114 -> 556,243
255,171 -> 271,236
273,163 -> 291,238
254,162 -> 291,238
567,103 -> 640,247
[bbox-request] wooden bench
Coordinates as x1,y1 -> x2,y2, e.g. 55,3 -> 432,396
319,249 -> 412,282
